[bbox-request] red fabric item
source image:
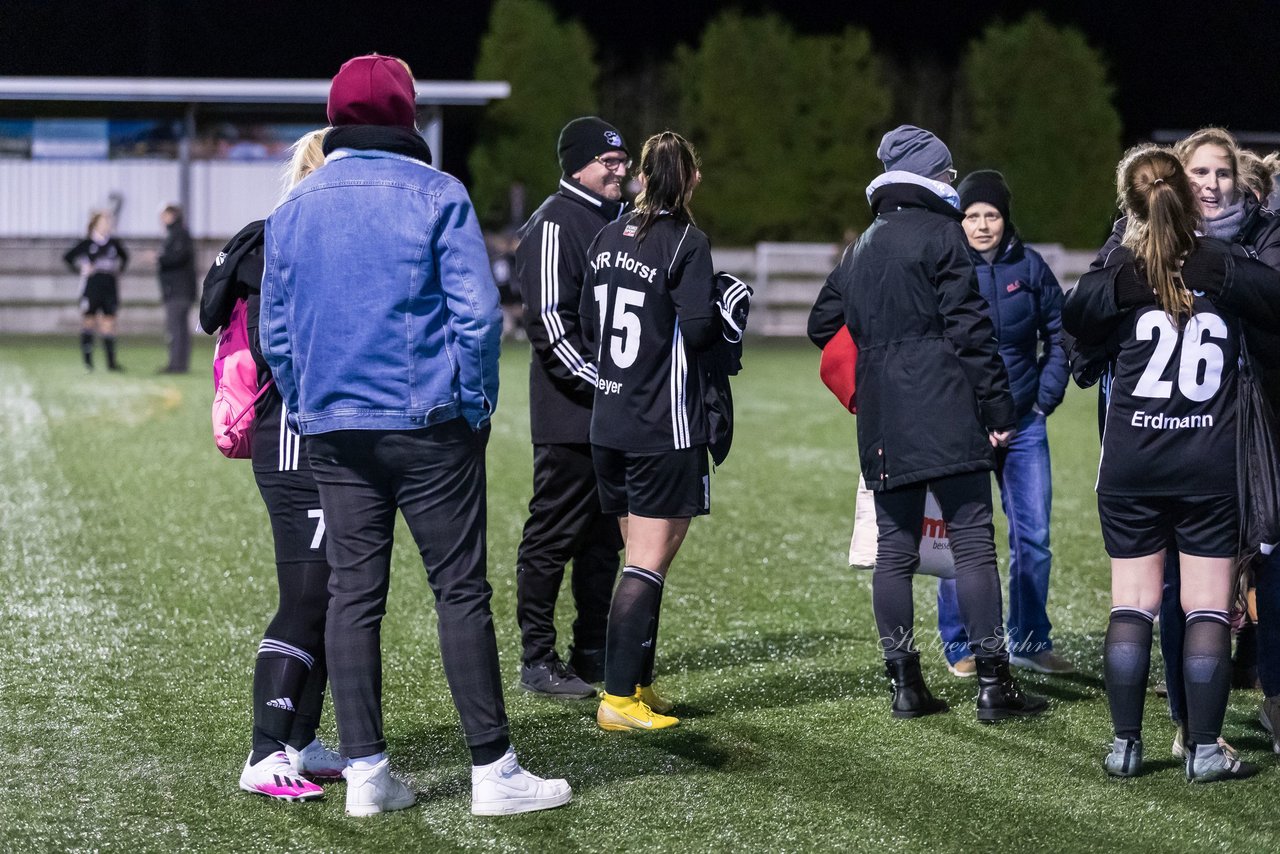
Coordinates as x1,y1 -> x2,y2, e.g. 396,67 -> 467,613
327,55 -> 417,129
819,325 -> 858,413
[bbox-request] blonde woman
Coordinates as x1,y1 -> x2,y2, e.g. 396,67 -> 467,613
199,128 -> 344,801
64,210 -> 128,370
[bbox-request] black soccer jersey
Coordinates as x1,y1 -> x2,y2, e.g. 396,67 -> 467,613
582,215 -> 717,453
1098,296 -> 1239,497
64,237 -> 128,293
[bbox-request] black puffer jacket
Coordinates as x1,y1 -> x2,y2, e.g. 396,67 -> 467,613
809,181 -> 1015,491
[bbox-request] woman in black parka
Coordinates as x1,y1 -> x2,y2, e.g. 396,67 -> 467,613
808,125 -> 1047,722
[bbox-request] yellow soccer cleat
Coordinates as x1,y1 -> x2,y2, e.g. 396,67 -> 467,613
597,692 -> 679,732
635,684 -> 674,715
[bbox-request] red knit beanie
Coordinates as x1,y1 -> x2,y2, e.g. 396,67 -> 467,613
327,55 -> 417,129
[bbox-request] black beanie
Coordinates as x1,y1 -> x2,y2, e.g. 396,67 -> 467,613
558,117 -> 628,176
958,170 -> 1013,225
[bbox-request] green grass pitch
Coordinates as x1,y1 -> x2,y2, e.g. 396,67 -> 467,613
2,337 -> 1278,851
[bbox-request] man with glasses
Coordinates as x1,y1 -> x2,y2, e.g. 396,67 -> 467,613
512,117 -> 630,698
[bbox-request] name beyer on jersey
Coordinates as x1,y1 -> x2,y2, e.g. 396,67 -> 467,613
592,250 -> 659,283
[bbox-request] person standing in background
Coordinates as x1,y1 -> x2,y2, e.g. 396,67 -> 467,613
64,211 -> 128,371
936,170 -> 1072,678
156,204 -> 197,374
511,117 -> 629,699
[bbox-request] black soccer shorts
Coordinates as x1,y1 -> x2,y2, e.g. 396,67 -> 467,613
593,445 -> 710,519
1097,492 -> 1238,558
80,280 -> 118,316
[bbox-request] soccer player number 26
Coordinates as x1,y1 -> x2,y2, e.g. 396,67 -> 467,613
1133,310 -> 1226,402
595,285 -> 646,369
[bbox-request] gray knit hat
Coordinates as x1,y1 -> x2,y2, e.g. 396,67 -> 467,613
877,125 -> 953,178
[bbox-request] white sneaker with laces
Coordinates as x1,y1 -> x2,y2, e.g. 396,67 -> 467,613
286,738 -> 346,780
471,748 -> 572,816
239,751 -> 324,801
345,758 -> 415,817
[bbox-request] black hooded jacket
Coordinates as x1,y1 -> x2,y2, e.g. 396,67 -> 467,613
808,181 -> 1015,491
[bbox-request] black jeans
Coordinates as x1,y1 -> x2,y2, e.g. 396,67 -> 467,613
872,470 -> 1006,663
516,443 -> 621,665
307,420 -> 508,758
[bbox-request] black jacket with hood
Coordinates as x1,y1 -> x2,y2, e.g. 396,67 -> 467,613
809,178 -> 1015,491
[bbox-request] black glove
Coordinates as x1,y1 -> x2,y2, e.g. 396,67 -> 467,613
1179,245 -> 1228,297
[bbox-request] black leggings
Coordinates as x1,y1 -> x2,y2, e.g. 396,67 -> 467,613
871,470 -> 1006,662
250,470 -> 332,760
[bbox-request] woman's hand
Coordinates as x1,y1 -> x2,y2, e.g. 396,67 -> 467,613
989,429 -> 1015,448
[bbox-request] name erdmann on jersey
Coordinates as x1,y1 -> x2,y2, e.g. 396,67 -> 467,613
1130,410 -> 1215,430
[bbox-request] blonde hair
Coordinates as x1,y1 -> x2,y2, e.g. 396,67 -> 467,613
1174,127 -> 1240,179
1237,149 -> 1280,202
87,210 -> 112,237
280,128 -> 331,200
1117,146 -> 1198,325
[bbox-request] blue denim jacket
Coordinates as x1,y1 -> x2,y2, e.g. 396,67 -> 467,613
261,148 -> 501,435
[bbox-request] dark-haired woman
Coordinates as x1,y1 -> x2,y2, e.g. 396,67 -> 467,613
1066,146 -> 1280,782
64,211 -> 128,371
580,131 -> 719,731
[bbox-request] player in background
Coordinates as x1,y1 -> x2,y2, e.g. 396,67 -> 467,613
581,131 -> 718,732
1065,146 -> 1280,782
64,211 -> 128,371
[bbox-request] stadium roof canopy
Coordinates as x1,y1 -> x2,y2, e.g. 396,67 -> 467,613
0,77 -> 510,106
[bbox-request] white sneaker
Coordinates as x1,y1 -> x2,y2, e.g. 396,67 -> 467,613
344,758 -> 415,817
471,748 -> 572,816
239,751 -> 324,801
286,738 -> 346,780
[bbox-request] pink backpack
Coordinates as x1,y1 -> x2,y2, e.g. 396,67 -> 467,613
211,298 -> 273,458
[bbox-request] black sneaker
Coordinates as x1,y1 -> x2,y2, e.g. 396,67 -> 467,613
568,645 -> 605,684
520,659 -> 596,699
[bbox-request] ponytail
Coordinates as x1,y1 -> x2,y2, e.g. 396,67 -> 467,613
1117,146 -> 1198,326
632,131 -> 701,243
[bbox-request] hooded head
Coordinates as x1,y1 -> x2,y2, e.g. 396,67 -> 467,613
877,125 -> 953,180
327,54 -> 417,130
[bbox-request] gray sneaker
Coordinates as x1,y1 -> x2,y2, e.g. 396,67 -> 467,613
1186,742 -> 1259,783
1103,737 -> 1143,777
520,659 -> 596,699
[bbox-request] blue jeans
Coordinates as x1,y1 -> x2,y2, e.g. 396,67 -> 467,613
937,410 -> 1054,663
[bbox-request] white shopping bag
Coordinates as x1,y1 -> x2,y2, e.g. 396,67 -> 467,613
849,476 -> 956,579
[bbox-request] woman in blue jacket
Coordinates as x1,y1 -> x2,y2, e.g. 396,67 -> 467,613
936,171 -> 1072,678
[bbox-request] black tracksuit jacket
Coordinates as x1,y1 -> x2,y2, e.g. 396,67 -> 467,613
515,177 -> 625,445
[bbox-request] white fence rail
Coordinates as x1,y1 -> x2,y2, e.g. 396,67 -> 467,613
0,237 -> 1100,337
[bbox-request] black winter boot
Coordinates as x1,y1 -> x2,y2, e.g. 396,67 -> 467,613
886,654 -> 949,719
976,657 -> 1049,722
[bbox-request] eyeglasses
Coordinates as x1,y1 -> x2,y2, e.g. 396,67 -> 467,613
594,154 -> 632,173
940,168 -> 958,182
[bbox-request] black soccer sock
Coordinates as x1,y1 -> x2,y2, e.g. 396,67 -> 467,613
470,736 -> 511,767
1184,609 -> 1232,745
641,581 -> 665,687
250,642 -> 314,764
604,566 -> 664,698
1105,606 -> 1155,740
79,330 -> 94,368
285,659 -> 327,750
102,335 -> 118,369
